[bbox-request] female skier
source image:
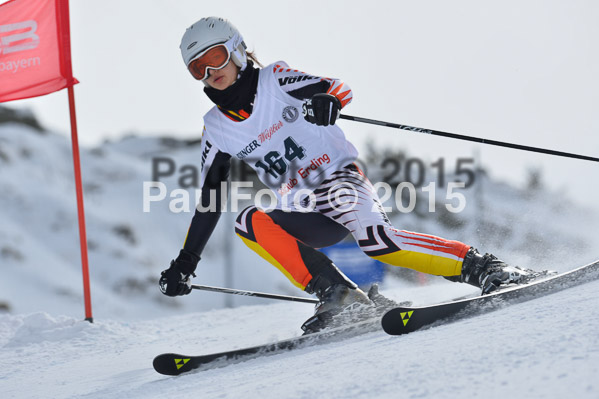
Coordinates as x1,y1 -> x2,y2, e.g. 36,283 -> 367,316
159,17 -> 531,332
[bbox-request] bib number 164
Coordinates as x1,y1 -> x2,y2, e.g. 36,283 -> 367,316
254,136 -> 306,178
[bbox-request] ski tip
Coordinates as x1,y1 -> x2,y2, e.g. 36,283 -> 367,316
153,353 -> 194,376
381,307 -> 418,336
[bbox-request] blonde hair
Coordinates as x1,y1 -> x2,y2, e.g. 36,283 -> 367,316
247,51 -> 263,68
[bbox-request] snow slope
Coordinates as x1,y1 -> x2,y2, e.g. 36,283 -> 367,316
1,276 -> 598,399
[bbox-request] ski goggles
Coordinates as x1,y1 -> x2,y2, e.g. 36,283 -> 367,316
187,43 -> 231,81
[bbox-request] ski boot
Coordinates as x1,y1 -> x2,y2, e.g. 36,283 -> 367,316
459,248 -> 544,294
301,267 -> 374,334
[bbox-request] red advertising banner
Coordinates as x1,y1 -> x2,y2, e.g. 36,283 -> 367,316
0,0 -> 78,102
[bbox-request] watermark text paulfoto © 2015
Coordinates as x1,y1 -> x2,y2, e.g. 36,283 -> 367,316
142,156 -> 477,214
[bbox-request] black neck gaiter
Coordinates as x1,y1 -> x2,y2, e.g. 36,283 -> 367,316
203,60 -> 260,114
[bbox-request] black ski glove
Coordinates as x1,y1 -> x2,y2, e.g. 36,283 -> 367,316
302,93 -> 342,126
159,249 -> 200,297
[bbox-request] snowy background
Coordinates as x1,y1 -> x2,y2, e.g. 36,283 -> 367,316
1,106 -> 598,398
1,0 -> 599,397
1,107 -> 597,320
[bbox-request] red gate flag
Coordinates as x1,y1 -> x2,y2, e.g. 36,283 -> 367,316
0,0 -> 78,102
0,0 -> 93,322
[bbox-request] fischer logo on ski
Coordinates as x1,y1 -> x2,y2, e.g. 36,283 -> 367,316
175,358 -> 190,370
400,311 -> 413,326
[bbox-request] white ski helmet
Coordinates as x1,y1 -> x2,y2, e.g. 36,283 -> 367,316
180,17 -> 247,72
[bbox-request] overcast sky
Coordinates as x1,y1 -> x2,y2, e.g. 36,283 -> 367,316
3,0 -> 598,210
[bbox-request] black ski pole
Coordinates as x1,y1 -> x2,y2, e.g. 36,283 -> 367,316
191,284 -> 319,304
339,114 -> 599,163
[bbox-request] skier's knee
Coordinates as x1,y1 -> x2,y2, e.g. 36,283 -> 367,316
235,205 -> 259,240
357,225 -> 401,258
